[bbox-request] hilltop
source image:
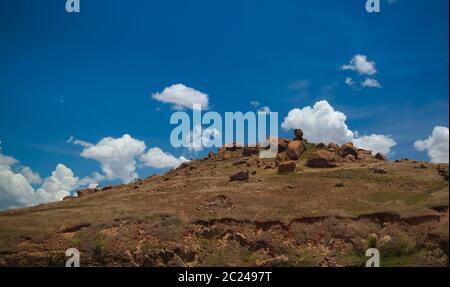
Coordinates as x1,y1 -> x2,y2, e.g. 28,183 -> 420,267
0,130 -> 448,267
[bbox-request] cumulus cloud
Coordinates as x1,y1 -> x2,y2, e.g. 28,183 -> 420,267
140,147 -> 188,169
354,134 -> 397,155
361,78 -> 382,88
281,100 -> 396,155
152,84 -> 209,110
414,126 -> 449,163
20,167 -> 42,184
341,54 -> 377,76
73,134 -> 146,183
34,164 -> 80,203
0,143 -> 96,209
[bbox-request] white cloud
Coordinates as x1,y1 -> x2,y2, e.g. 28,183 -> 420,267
0,146 -> 36,209
140,147 -> 188,169
34,164 -> 80,203
281,100 -> 396,155
341,54 -> 377,76
345,77 -> 355,87
414,126 -> 449,163
152,84 -> 209,110
361,78 -> 382,88
354,134 -> 397,155
0,143 -> 94,209
20,167 -> 42,184
74,134 -> 146,183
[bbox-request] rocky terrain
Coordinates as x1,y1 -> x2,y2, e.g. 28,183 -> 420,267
0,129 -> 448,267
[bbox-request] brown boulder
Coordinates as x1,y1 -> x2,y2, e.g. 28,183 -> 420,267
286,140 -> 305,160
278,161 -> 297,173
76,188 -> 97,198
268,137 -> 290,153
306,150 -> 337,168
375,153 -> 387,161
338,143 -> 359,159
63,196 -> 75,201
316,143 -> 326,149
328,143 -> 339,149
229,171 -> 249,182
294,129 -> 304,140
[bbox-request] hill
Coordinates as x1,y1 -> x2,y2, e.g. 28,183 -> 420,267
0,131 -> 448,267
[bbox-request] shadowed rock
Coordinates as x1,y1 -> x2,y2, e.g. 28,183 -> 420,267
306,150 -> 337,168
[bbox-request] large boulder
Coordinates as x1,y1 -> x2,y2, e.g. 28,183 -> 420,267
306,150 -> 337,168
375,153 -> 387,161
267,137 -> 290,153
229,171 -> 249,182
294,129 -> 304,140
278,161 -> 297,173
76,188 -> 97,198
337,143 -> 359,159
328,143 -> 339,150
286,140 -> 305,160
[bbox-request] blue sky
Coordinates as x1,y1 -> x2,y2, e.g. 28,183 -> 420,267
0,0 -> 448,208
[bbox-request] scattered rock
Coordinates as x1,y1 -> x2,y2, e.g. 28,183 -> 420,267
375,153 -> 387,161
328,143 -> 339,150
316,143 -> 326,149
414,163 -> 428,169
335,183 -> 344,188
229,171 -> 249,182
278,161 -> 297,173
370,167 -> 387,174
337,143 -> 359,159
76,188 -> 97,198
286,140 -> 305,160
306,150 -> 337,168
